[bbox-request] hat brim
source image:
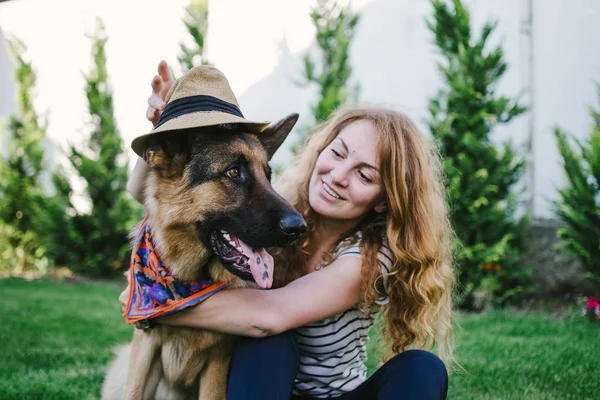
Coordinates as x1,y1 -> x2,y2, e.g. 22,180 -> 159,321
131,111 -> 270,157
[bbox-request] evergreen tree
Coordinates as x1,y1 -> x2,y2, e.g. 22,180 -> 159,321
427,0 -> 530,308
294,0 -> 359,154
57,19 -> 142,277
0,37 -> 51,274
178,0 -> 210,72
553,86 -> 600,292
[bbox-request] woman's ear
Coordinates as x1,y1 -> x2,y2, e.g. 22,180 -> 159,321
374,202 -> 387,213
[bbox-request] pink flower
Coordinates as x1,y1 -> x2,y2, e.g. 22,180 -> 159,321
587,297 -> 599,309
596,305 -> 600,317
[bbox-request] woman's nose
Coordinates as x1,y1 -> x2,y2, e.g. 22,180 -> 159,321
330,166 -> 350,186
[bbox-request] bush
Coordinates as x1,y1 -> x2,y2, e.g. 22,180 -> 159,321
292,0 -> 360,155
553,86 -> 600,293
178,0 -> 210,71
427,0 -> 531,308
51,20 -> 142,277
0,37 -> 55,276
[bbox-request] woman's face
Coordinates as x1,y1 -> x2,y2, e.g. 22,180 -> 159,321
309,119 -> 386,223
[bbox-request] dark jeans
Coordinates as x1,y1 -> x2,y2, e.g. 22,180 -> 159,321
227,332 -> 448,400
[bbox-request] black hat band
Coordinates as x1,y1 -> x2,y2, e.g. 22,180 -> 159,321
155,95 -> 245,129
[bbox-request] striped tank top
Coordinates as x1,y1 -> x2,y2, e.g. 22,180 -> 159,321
292,236 -> 393,398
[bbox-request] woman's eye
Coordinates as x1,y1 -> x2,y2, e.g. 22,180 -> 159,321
226,167 -> 241,179
331,149 -> 342,158
359,171 -> 372,183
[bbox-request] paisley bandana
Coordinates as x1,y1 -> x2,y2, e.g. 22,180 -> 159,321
124,216 -> 234,324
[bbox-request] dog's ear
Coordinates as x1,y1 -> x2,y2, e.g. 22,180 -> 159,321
257,113 -> 299,160
143,135 -> 187,177
143,146 -> 168,168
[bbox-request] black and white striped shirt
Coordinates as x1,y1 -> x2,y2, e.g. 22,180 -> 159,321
292,236 -> 393,398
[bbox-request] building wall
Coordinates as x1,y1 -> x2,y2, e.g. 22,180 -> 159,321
207,0 -> 600,218
0,25 -> 15,159
0,25 -> 15,120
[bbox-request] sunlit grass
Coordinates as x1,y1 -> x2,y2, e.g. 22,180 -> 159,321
1,279 -> 598,399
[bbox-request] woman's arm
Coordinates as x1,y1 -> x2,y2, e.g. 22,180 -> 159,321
156,256 -> 363,337
127,61 -> 175,204
127,157 -> 149,203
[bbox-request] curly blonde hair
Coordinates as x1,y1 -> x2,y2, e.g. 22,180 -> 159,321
272,106 -> 456,367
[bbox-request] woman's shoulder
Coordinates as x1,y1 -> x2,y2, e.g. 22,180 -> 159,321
335,233 -> 362,258
335,233 -> 393,268
334,232 -> 394,306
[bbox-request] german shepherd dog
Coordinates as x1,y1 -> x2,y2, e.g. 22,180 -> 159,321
101,114 -> 305,400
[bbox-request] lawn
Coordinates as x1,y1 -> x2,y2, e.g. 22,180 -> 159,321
1,278 -> 598,399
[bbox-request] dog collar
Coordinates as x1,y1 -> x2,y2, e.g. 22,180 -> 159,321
124,216 -> 234,324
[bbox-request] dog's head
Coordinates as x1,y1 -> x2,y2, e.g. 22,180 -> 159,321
141,114 -> 305,288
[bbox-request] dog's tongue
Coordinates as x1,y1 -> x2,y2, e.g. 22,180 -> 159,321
234,238 -> 274,289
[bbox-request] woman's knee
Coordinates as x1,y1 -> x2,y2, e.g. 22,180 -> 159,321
388,349 -> 447,381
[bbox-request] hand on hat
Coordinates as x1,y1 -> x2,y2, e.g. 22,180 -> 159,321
146,60 -> 175,126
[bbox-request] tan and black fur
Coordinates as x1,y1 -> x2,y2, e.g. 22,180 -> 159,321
101,114 -> 304,400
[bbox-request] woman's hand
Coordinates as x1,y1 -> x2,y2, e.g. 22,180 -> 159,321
146,60 -> 175,126
126,61 -> 174,203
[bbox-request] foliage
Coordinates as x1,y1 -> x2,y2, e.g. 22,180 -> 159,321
553,86 -> 600,292
427,0 -> 530,308
0,223 -> 49,277
52,19 -> 142,277
293,0 -> 360,154
178,0 -> 210,72
0,37 -> 52,275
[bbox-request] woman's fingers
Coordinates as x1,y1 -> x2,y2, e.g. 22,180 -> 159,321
146,106 -> 160,125
151,75 -> 163,94
157,60 -> 173,85
146,61 -> 174,125
148,92 -> 166,110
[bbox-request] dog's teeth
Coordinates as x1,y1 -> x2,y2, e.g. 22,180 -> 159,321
223,233 -> 231,240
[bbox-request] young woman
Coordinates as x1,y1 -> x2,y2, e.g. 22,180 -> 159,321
123,61 -> 455,399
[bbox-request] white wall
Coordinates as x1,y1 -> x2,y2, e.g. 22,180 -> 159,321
0,25 -> 16,159
0,0 -> 599,217
0,0 -> 190,165
208,0 -> 600,218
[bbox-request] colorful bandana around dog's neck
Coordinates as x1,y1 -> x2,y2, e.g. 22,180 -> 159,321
124,216 -> 234,324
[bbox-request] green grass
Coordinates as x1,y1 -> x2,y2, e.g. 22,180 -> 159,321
1,278 -> 598,399
0,278 -> 131,400
447,312 -> 598,399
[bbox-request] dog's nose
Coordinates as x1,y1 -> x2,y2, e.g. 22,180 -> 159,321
279,213 -> 307,237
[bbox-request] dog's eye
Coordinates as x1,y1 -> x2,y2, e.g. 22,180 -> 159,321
226,167 -> 241,179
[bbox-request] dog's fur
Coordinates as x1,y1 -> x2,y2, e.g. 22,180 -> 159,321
101,115 -> 303,400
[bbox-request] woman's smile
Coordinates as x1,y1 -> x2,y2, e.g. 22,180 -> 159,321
320,179 -> 345,201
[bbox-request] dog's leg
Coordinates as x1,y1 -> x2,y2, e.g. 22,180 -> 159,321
123,329 -> 161,400
142,352 -> 164,400
198,346 -> 232,400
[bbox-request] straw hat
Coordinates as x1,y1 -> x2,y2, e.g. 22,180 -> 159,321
131,66 -> 270,156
